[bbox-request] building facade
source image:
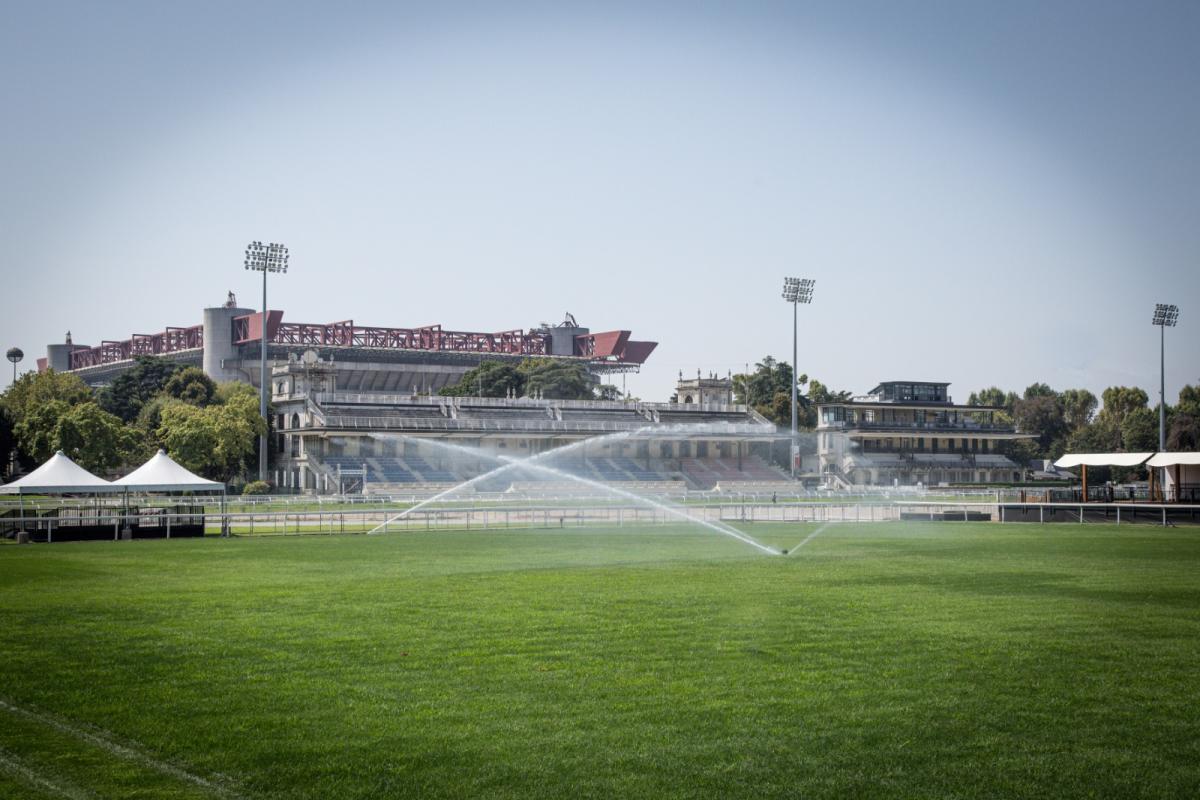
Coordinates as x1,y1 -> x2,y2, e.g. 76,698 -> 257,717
816,381 -> 1033,486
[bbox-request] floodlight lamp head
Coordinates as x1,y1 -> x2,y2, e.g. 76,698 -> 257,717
1152,303 -> 1179,327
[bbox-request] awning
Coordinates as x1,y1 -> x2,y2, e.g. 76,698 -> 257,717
112,450 -> 225,492
0,450 -> 121,494
1146,453 -> 1200,468
1054,453 -> 1154,469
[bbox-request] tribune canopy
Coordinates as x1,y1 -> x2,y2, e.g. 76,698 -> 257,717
0,451 -> 121,494
1146,453 -> 1200,468
112,450 -> 225,493
1054,453 -> 1154,469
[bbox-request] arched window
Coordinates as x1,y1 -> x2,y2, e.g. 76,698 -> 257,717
291,413 -> 301,430
684,395 -> 694,404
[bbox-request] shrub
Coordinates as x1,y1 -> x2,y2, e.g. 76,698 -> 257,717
242,480 -> 272,496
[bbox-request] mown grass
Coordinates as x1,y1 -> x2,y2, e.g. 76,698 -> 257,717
0,522 -> 1197,798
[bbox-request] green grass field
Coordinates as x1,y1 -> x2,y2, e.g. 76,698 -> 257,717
1,522 -> 1197,799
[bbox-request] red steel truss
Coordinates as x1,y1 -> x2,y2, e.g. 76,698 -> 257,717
57,312 -> 656,370
68,325 -> 204,370
231,314 -> 551,356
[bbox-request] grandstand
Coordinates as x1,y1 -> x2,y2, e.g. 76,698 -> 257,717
816,380 -> 1034,486
271,362 -> 789,494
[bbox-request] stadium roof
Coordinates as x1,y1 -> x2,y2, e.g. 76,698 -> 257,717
112,449 -> 225,492
0,451 -> 120,494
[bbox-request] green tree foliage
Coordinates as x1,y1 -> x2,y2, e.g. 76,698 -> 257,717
157,383 -> 265,480
519,359 -> 593,400
55,403 -> 145,472
968,387 -> 1010,409
1023,383 -> 1056,400
1097,386 -> 1149,429
0,405 -> 15,478
1177,383 -> 1200,417
733,357 -> 794,426
1120,406 -> 1158,452
13,400 -> 141,472
96,357 -> 181,422
13,400 -> 71,465
732,357 -> 848,428
163,367 -> 218,406
3,369 -> 91,423
1013,393 -> 1067,456
1167,413 -> 1199,451
596,384 -> 623,401
1060,388 -> 1098,431
439,361 -> 526,398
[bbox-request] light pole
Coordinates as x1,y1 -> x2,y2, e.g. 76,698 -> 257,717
6,347 -> 22,386
244,241 -> 289,483
781,277 -> 815,478
1152,303 -> 1179,451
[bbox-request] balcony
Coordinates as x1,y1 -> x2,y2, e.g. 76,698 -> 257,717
821,419 -> 1013,433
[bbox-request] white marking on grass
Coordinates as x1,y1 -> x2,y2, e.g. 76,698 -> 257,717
0,698 -> 242,799
786,521 -> 834,555
0,746 -> 95,800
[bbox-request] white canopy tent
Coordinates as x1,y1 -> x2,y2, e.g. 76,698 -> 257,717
113,449 -> 225,493
1147,453 -> 1200,503
0,451 -> 121,495
1053,453 -> 1154,469
2,450 -> 227,541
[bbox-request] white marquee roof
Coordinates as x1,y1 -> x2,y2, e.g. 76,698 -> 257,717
0,451 -> 120,494
1054,453 -> 1154,469
1146,452 -> 1200,467
112,450 -> 225,492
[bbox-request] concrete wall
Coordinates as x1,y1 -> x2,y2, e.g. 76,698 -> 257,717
548,326 -> 587,356
202,306 -> 255,382
45,343 -> 74,372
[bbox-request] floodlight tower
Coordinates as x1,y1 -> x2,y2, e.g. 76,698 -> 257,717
781,277 -> 815,478
6,347 -> 22,385
1152,303 -> 1179,451
244,241 -> 289,483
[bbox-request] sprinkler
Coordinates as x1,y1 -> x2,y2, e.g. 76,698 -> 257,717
780,549 -> 788,555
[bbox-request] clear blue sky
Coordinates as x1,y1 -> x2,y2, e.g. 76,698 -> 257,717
2,0 -> 1196,406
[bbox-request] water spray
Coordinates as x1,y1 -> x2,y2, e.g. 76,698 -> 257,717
366,431 -> 782,556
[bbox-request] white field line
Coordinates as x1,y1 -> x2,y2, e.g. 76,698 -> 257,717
0,746 -> 95,800
786,522 -> 834,556
0,698 -> 242,799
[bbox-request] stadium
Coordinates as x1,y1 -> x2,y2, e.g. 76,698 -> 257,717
36,297 -> 798,494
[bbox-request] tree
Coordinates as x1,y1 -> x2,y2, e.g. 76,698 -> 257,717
163,367 -> 217,406
519,359 -> 593,400
1176,383 -> 1200,418
54,403 -> 144,472
1013,394 -> 1066,456
1098,386 -> 1149,429
0,405 -> 14,478
732,356 -> 851,429
1121,406 -> 1158,452
1060,388 -> 1098,431
596,384 -> 622,401
2,369 -> 91,424
439,361 -> 526,398
968,387 -> 1008,409
13,399 -> 73,465
1023,383 -> 1056,400
13,399 -> 141,472
1167,413 -> 1199,451
96,356 -> 181,422
157,389 -> 264,481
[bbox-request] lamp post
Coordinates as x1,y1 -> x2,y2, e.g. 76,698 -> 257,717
1152,303 -> 1179,451
781,277 -> 815,478
6,347 -> 22,386
244,241 -> 289,483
